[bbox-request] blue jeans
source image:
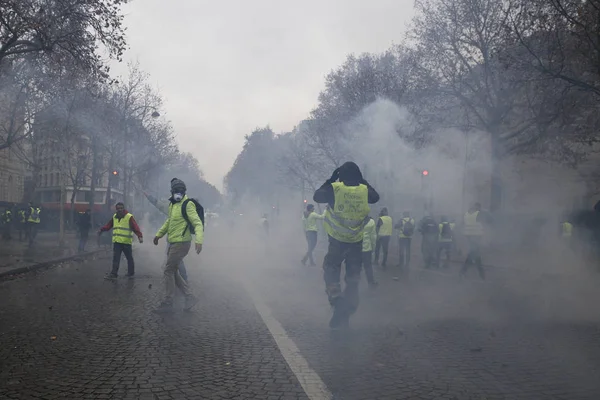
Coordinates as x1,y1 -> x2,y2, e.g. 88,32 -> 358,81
166,242 -> 188,282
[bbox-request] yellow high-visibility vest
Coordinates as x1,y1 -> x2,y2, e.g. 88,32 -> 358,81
28,207 -> 41,223
378,216 -> 392,236
464,211 -> 483,236
112,213 -> 133,245
323,182 -> 370,243
362,218 -> 377,252
561,222 -> 573,238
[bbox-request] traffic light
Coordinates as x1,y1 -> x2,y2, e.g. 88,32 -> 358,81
303,199 -> 307,204
112,170 -> 119,176
422,170 -> 429,176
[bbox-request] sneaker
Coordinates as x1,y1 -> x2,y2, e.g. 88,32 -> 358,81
126,274 -> 135,279
104,274 -> 117,281
184,295 -> 199,312
153,302 -> 173,314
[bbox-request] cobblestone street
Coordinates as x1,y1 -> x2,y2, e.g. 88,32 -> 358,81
1,234 -> 600,399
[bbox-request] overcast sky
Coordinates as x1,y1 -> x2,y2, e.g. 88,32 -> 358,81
112,0 -> 415,189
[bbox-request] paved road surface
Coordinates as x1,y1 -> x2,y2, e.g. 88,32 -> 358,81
2,232 -> 600,399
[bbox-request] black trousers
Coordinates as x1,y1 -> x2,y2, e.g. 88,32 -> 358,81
461,236 -> 484,279
421,236 -> 438,268
374,236 -> 390,265
27,223 -> 38,246
110,242 -> 134,276
323,236 -> 363,315
437,241 -> 452,267
78,230 -> 89,252
398,237 -> 412,268
302,231 -> 318,265
362,251 -> 375,284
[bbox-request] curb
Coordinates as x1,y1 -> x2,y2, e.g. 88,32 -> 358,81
0,249 -> 107,279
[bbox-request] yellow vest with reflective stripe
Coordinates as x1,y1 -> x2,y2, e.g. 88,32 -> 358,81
464,211 -> 483,236
28,207 -> 41,223
324,182 -> 370,243
112,213 -> 133,244
362,218 -> 377,252
561,222 -> 573,238
378,216 -> 392,236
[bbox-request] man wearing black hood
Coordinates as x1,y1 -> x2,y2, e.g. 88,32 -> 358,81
314,161 -> 379,329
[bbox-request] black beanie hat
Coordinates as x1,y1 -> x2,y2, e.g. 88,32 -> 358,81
171,178 -> 186,193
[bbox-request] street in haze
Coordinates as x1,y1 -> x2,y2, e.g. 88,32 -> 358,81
2,230 -> 600,400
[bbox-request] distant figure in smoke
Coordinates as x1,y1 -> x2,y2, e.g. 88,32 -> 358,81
374,207 -> 392,268
314,161 -> 379,329
77,209 -> 92,253
460,202 -> 491,280
394,211 -> 415,269
437,216 -> 455,268
419,213 -> 439,269
301,204 -> 323,266
362,215 -> 378,287
26,202 -> 41,247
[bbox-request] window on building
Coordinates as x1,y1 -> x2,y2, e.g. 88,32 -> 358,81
55,173 -> 59,185
75,191 -> 86,202
49,174 -> 53,186
8,175 -> 12,183
95,191 -> 104,203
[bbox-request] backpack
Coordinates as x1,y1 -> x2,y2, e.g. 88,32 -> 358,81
440,222 -> 453,239
402,219 -> 415,237
181,198 -> 205,235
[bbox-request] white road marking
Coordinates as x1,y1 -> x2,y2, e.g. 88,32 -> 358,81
242,280 -> 333,400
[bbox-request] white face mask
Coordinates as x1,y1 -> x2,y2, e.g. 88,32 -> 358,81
173,193 -> 184,202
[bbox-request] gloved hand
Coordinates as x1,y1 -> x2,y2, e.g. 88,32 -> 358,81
328,167 -> 340,183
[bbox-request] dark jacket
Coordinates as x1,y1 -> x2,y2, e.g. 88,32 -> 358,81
313,162 -> 379,207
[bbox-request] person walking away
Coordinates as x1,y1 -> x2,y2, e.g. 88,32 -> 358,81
437,216 -> 455,268
77,209 -> 92,252
259,213 -> 269,253
394,211 -> 415,269
314,161 -> 380,329
98,202 -> 143,280
26,202 -> 41,247
17,208 -> 27,241
143,188 -> 189,282
362,216 -> 378,288
559,214 -> 574,253
460,202 -> 490,280
1,208 -> 12,241
419,214 -> 439,268
302,204 -> 323,266
374,208 -> 392,268
153,178 -> 203,313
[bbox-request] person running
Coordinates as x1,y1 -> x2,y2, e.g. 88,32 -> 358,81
153,178 -> 203,313
302,204 -> 324,266
314,161 -> 379,329
99,203 -> 143,280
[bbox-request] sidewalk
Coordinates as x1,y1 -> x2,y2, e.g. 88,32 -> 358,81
0,232 -> 105,276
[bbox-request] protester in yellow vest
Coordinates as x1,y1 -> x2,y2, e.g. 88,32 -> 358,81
362,216 -> 378,287
374,207 -> 393,267
99,202 -> 143,280
1,208 -> 12,241
313,161 -> 379,329
302,204 -> 324,266
437,216 -> 455,268
460,202 -> 491,280
153,178 -> 204,313
559,215 -> 574,252
26,202 -> 41,247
